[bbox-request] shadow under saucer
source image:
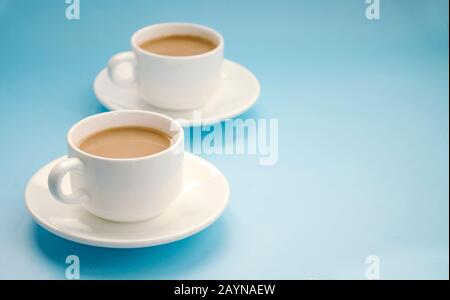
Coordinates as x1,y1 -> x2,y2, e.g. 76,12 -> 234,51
31,215 -> 229,279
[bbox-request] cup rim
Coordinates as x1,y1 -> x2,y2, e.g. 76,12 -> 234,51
67,110 -> 184,162
131,22 -> 224,60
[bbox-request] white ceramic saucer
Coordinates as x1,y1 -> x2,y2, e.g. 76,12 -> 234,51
25,153 -> 229,248
93,59 -> 260,126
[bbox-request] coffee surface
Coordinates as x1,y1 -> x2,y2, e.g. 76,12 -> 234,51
139,35 -> 217,56
79,126 -> 172,159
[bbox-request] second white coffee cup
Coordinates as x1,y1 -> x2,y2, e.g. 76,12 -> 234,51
107,23 -> 224,111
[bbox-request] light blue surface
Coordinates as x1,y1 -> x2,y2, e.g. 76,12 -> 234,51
0,0 -> 448,279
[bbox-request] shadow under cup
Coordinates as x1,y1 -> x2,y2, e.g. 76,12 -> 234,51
65,111 -> 185,223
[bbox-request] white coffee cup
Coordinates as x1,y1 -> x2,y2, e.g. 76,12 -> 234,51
107,23 -> 224,111
48,110 -> 184,223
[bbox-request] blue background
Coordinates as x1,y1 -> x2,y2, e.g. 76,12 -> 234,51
0,0 -> 448,279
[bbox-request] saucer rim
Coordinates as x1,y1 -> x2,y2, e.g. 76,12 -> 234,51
25,153 -> 229,248
93,59 -> 260,127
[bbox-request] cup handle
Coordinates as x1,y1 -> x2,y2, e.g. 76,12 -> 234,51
107,51 -> 137,88
48,157 -> 88,205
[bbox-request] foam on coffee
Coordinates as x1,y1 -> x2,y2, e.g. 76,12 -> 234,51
79,126 -> 172,159
139,34 -> 217,57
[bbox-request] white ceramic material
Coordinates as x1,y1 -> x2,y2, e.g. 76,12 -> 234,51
94,59 -> 260,126
25,153 -> 229,248
47,110 -> 184,223
107,23 -> 224,110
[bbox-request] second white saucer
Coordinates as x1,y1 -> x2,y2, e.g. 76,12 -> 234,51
25,153 -> 229,248
93,59 -> 260,126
